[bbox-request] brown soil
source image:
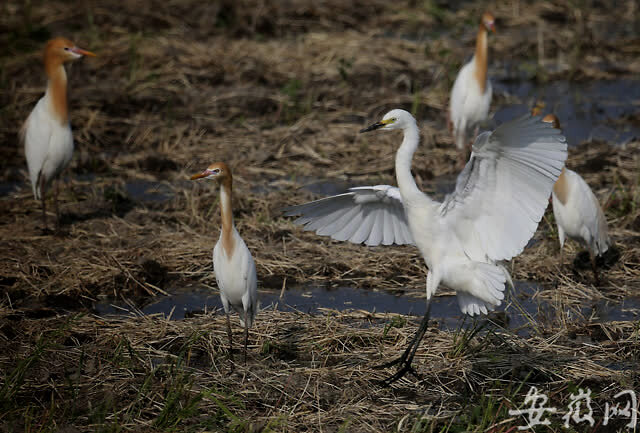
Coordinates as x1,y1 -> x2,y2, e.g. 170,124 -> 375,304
0,0 -> 639,432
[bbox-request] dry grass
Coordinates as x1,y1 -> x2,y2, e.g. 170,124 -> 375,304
1,0 -> 639,431
1,310 -> 638,432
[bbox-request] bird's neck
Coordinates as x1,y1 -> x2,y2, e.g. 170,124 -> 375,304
44,60 -> 69,124
395,123 -> 429,205
553,168 -> 569,205
219,178 -> 236,258
473,25 -> 488,94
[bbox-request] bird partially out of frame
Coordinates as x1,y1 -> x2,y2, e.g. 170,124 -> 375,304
543,114 -> 611,284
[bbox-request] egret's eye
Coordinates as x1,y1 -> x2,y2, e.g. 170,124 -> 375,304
391,118 -> 397,122
211,168 -> 220,174
64,47 -> 70,51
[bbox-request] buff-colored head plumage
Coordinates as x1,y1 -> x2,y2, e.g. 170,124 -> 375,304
542,114 -> 561,129
190,162 -> 232,183
481,12 -> 496,32
44,37 -> 96,67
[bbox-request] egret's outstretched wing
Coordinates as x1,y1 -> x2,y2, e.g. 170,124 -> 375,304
283,185 -> 414,246
439,115 -> 567,261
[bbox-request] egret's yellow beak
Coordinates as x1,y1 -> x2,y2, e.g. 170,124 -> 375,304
190,171 -> 208,180
72,47 -> 97,57
359,118 -> 393,133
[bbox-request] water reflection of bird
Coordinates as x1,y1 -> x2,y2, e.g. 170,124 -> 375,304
543,114 -> 611,284
191,162 -> 258,365
448,12 -> 495,165
285,110 -> 566,383
22,38 -> 96,230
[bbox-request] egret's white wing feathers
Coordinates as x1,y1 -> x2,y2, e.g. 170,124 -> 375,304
285,111 -> 567,321
240,248 -> 258,328
23,96 -> 74,200
584,200 -> 610,256
283,185 -> 414,246
439,115 -> 567,262
213,230 -> 258,328
23,99 -> 55,199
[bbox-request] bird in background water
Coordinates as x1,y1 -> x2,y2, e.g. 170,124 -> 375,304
22,37 -> 96,230
191,162 -> 258,365
449,12 -> 495,165
285,110 -> 567,383
542,114 -> 611,284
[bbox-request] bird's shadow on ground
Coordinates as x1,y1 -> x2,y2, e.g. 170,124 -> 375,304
56,184 -> 137,227
573,245 -> 621,271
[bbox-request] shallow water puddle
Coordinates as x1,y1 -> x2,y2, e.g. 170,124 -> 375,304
94,282 -> 640,335
124,180 -> 173,203
493,79 -> 640,145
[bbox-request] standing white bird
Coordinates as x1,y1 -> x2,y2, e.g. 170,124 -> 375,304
285,110 -> 566,382
191,162 -> 258,364
448,12 -> 495,164
544,114 -> 611,284
22,37 -> 96,229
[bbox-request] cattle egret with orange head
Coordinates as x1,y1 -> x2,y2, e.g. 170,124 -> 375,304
543,114 -> 611,284
191,162 -> 258,364
449,12 -> 495,163
22,37 -> 95,229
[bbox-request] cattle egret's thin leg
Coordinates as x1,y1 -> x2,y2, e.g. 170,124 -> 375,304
41,196 -> 47,230
471,126 -> 479,149
590,252 -> 601,286
378,299 -> 432,386
243,311 -> 249,365
54,180 -> 61,227
457,151 -> 467,170
39,175 -> 47,230
226,313 -> 233,358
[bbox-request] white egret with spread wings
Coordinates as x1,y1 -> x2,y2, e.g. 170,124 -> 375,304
285,109 -> 567,383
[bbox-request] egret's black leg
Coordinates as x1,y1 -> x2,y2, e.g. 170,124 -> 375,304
243,311 -> 249,365
41,194 -> 47,230
39,175 -> 48,230
226,313 -> 234,367
377,299 -> 432,386
590,252 -> 601,286
54,179 -> 60,228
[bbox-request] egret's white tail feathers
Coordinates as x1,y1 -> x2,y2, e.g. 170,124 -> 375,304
457,292 -> 496,316
456,262 -> 509,316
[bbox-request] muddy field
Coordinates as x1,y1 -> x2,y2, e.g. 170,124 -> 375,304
1,0 -> 639,432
